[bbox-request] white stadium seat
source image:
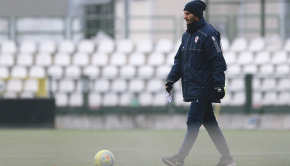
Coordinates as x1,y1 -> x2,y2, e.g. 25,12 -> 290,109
228,78 -> 244,91
120,65 -> 136,78
254,51 -> 270,65
248,37 -> 265,52
128,52 -> 146,66
0,54 -> 14,66
83,66 -> 100,78
221,92 -> 232,106
152,92 -> 167,106
19,41 -> 36,54
47,66 -> 63,77
11,66 -> 27,78
94,79 -> 110,92
20,92 -> 35,98
55,93 -> 68,107
277,78 -> 290,91
243,64 -> 257,74
174,92 -> 184,106
226,65 -> 241,75
58,40 -> 75,54
97,40 -> 115,54
147,52 -> 165,66
265,36 -> 282,52
146,79 -> 163,92
102,66 -> 118,78
75,80 -> 82,92
91,52 -> 108,66
58,79 -> 75,92
116,39 -> 134,53
223,51 -> 237,65
54,53 -> 71,66
138,93 -> 152,106
275,92 -> 290,106
230,92 -> 246,106
260,78 -> 276,91
252,92 -> 262,106
259,64 -> 274,74
23,79 -> 38,92
156,65 -> 171,78
138,65 -> 154,78
69,93 -> 83,107
284,38 -> 290,52
136,39 -> 153,54
35,53 -> 52,66
89,93 -> 102,107
236,51 -> 253,65
65,66 -> 81,78
39,40 -> 56,53
166,52 -> 176,65
6,79 -> 23,92
230,37 -> 247,52
155,38 -> 173,53
0,67 -> 9,79
271,51 -> 288,65
252,78 -> 261,91
221,37 -> 230,52
110,52 -> 127,66
72,52 -> 89,66
103,93 -> 118,106
1,41 -> 17,54
173,40 -> 181,51
3,92 -> 18,98
111,79 -> 127,92
276,64 -> 289,74
119,93 -> 133,106
17,53 -> 33,66
77,40 -> 95,54
128,79 -> 145,92
262,92 -> 277,106
29,66 -> 46,78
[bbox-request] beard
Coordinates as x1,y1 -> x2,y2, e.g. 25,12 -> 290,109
186,16 -> 198,25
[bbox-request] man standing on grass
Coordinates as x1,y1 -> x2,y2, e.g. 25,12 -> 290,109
162,1 -> 236,166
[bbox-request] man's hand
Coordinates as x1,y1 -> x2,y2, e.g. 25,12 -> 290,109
215,87 -> 225,99
165,81 -> 174,93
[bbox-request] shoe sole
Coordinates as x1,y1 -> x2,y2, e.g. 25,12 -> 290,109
227,163 -> 236,166
162,158 -> 183,166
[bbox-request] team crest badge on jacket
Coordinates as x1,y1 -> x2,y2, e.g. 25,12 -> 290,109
195,36 -> 199,43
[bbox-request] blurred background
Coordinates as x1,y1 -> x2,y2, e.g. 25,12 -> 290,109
0,0 -> 290,130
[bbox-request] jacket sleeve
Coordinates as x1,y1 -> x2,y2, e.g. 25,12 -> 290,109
166,38 -> 183,83
204,32 -> 227,87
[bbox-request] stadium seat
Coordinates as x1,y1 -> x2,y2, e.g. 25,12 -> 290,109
243,64 -> 257,74
221,37 -> 230,52
155,38 -> 173,53
275,92 -> 290,106
75,80 -> 83,92
102,66 -> 118,78
11,66 -> 27,78
39,40 -> 56,53
54,53 -> 71,66
174,80 -> 182,91
254,51 -> 270,65
136,39 -> 153,54
19,92 -> 35,98
147,52 -> 165,66
0,54 -> 14,66
3,92 -> 18,98
19,41 -> 36,54
173,40 -> 181,51
0,41 -> 17,54
276,64 -> 289,74
248,37 -> 265,52
116,39 -> 134,53
277,78 -> 290,91
221,92 -> 232,106
58,40 -> 75,54
156,65 -> 171,78
166,52 -> 175,65
58,79 -> 75,92
47,66 -> 63,77
72,52 -> 89,66
230,92 -> 246,106
91,52 -> 108,66
236,51 -> 253,65
230,37 -> 247,52
111,79 -> 127,92
252,78 -> 261,91
152,92 -> 167,106
284,38 -> 290,52
97,39 -> 115,54
259,64 -> 274,74
89,93 -> 102,107
262,92 -> 277,106
35,53 -> 52,66
48,80 -> 58,92
226,65 -> 241,75
119,93 -> 133,107
128,79 -> 145,92
110,52 -> 127,66
0,67 -> 9,79
223,51 -> 237,65
29,66 -> 46,78
83,66 -> 100,78
174,92 -> 184,106
271,51 -> 288,65
94,79 -> 110,92
138,65 -> 154,78
17,53 -> 33,66
23,79 -> 38,92
6,79 -> 23,92
228,78 -> 244,91
103,93 -> 118,106
146,79 -> 163,92
120,65 -> 136,78
265,36 -> 282,52
77,40 -> 95,54
138,93 -> 152,106
65,66 -> 81,78
252,92 -> 262,106
55,93 -> 68,107
128,52 -> 146,66
69,93 -> 83,107
260,78 -> 276,91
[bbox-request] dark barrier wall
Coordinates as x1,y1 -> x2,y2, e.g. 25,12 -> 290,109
0,99 -> 55,128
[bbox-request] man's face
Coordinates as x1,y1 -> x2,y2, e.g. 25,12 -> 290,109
184,10 -> 198,25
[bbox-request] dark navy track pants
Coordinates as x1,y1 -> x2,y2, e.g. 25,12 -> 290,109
178,100 -> 232,159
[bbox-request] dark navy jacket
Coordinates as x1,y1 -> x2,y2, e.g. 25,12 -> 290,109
167,17 -> 227,103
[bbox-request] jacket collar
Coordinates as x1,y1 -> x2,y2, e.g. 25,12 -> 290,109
186,17 -> 207,34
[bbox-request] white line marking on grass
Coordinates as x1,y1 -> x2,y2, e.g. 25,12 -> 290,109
233,152 -> 290,156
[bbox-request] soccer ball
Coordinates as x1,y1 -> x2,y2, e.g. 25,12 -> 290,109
94,150 -> 114,166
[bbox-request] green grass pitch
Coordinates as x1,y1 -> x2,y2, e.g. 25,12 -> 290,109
0,129 -> 289,166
